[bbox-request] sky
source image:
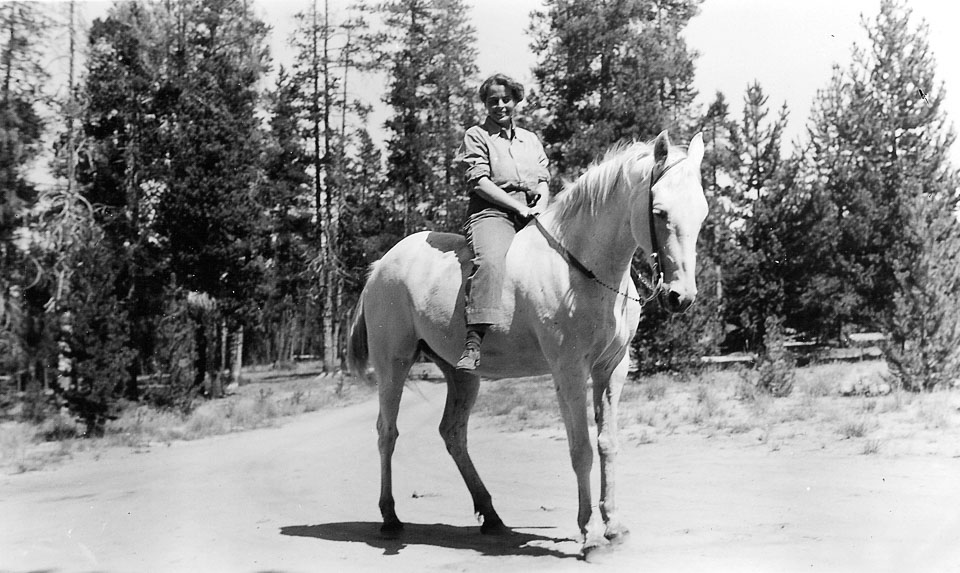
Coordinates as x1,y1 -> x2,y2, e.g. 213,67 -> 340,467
42,0 -> 960,165
460,0 -> 960,162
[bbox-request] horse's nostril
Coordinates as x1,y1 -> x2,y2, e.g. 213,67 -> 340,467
668,290 -> 681,309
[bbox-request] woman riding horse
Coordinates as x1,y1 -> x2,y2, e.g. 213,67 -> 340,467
347,124 -> 708,558
456,73 -> 550,371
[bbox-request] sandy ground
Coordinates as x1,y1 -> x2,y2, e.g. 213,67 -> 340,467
2,380 -> 960,573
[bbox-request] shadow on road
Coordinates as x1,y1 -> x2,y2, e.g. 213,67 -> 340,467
280,521 -> 578,560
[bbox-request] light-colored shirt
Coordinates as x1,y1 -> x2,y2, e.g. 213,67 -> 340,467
458,116 -> 550,192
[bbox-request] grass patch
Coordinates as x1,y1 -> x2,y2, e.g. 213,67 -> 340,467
915,398 -> 952,430
838,418 -> 870,439
0,422 -> 76,473
0,422 -> 40,473
862,439 -> 882,455
473,360 -> 960,460
804,378 -> 834,398
2,370 -> 373,473
473,377 -> 559,429
690,384 -> 722,425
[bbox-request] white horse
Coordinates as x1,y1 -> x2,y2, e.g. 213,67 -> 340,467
347,131 -> 707,558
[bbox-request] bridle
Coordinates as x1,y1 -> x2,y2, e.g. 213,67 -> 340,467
533,157 -> 683,306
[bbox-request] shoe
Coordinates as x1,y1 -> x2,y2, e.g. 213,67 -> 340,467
456,346 -> 480,371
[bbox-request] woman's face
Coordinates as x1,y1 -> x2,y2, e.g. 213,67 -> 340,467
484,84 -> 516,127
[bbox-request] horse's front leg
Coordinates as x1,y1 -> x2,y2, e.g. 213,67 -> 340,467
592,353 -> 631,546
552,366 -> 603,553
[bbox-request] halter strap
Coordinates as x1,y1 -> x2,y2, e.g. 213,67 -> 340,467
530,155 -> 683,306
646,157 -> 684,284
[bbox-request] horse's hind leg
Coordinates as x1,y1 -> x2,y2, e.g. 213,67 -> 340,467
436,362 -> 507,534
375,353 -> 416,536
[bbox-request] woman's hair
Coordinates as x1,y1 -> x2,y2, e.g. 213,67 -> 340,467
478,73 -> 524,103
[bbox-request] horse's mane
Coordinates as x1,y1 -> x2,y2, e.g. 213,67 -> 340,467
550,140 -> 658,223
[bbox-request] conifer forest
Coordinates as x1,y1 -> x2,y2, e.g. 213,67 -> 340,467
1,0 -> 958,433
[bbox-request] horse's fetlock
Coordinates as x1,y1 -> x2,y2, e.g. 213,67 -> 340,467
599,499 -> 618,516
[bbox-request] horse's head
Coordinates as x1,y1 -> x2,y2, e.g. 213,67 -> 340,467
630,131 -> 708,313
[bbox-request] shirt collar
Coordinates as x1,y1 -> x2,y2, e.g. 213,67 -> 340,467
481,115 -> 523,141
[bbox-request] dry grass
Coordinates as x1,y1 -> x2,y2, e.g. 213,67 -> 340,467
7,359 -> 960,474
472,360 -> 960,458
0,422 -> 77,473
1,369 -> 375,474
104,377 -> 373,447
472,376 -> 561,430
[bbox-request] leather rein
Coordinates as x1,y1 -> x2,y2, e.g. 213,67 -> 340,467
532,158 -> 682,306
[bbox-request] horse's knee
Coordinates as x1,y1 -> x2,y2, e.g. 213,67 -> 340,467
596,433 -> 618,458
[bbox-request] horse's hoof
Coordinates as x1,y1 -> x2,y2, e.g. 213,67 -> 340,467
480,515 -> 510,535
604,526 -> 631,546
380,519 -> 404,539
581,538 -> 615,563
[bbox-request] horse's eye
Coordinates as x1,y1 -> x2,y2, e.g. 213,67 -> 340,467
652,208 -> 667,219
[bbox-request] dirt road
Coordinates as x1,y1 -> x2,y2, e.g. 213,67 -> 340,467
2,381 -> 960,572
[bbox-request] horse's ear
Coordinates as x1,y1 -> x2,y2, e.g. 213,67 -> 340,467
687,132 -> 704,164
653,130 -> 670,165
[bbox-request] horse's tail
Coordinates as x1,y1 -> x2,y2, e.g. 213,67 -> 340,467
346,295 -> 371,383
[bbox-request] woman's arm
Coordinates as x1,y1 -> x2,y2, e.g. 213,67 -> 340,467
473,176 -> 534,218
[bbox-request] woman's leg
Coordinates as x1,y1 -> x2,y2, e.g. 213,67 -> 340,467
459,212 -> 517,370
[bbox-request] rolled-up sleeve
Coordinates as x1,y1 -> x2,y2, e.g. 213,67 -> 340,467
534,139 -> 550,183
458,128 -> 490,183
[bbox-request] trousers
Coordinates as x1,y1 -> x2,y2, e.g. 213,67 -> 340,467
462,205 -> 528,326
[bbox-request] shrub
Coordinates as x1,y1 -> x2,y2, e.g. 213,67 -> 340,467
55,231 -> 137,436
755,316 -> 795,397
839,419 -> 868,439
141,287 -> 202,414
632,263 -> 723,374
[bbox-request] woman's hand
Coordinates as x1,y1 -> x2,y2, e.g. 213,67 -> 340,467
516,206 -> 536,222
474,177 -> 535,216
528,181 -> 550,216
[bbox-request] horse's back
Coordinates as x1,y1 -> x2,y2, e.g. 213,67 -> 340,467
360,231 -> 470,350
367,230 -> 470,288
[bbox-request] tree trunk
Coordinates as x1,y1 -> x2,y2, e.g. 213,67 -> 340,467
220,318 -> 228,375
193,320 -> 207,392
230,324 -> 243,384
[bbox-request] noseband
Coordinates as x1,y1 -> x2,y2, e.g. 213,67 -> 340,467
533,156 -> 683,306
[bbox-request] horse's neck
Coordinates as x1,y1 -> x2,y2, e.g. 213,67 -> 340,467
542,190 -> 642,285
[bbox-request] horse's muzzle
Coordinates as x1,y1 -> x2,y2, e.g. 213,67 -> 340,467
661,289 -> 695,314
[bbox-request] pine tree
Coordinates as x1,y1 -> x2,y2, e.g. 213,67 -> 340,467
724,82 -> 792,348
57,223 -> 137,435
258,67 -> 316,364
0,1 -> 48,382
75,1 -> 170,399
151,0 -> 271,389
884,189 -> 960,391
695,92 -> 739,348
800,0 -> 957,342
370,0 -> 479,235
338,128 -> 394,292
793,68 -> 868,340
529,0 -> 702,177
